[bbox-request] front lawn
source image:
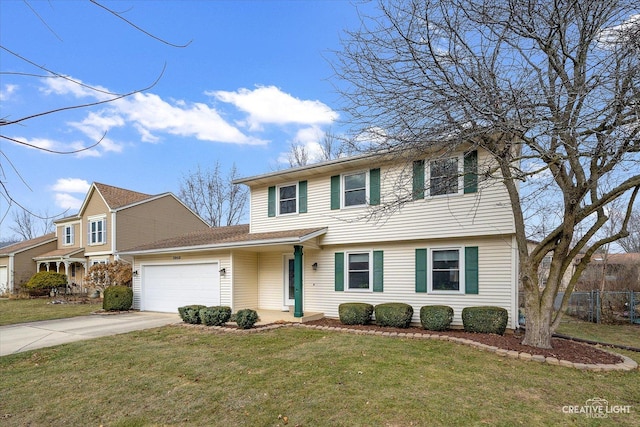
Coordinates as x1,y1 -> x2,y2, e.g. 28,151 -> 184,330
1,325 -> 638,426
0,298 -> 102,326
556,316 -> 640,349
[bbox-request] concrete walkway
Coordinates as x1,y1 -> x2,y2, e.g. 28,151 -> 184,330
0,312 -> 181,356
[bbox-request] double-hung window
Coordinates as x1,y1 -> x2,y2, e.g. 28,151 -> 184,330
344,172 -> 367,207
88,217 -> 106,245
64,225 -> 74,245
278,184 -> 297,215
429,157 -> 460,196
347,252 -> 371,290
431,249 -> 461,291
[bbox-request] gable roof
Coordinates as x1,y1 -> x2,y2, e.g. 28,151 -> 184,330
120,224 -> 328,255
0,233 -> 57,256
92,182 -> 154,210
233,152 -> 393,187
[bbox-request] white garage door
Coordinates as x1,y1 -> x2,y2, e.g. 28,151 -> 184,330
141,262 -> 220,312
0,266 -> 8,295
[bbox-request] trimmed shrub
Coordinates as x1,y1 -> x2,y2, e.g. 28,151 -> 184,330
25,271 -> 67,293
103,285 -> 133,311
178,305 -> 207,324
338,302 -> 374,325
462,306 -> 508,335
420,305 -> 454,331
374,303 -> 414,328
235,309 -> 259,329
200,306 -> 232,326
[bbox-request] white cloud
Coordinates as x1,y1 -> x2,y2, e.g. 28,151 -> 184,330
0,83 -> 18,101
55,193 -> 84,210
113,93 -> 266,145
51,178 -> 91,193
52,178 -> 90,210
210,85 -> 338,131
42,76 -> 112,101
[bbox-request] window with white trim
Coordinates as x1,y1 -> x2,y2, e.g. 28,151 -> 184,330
64,225 -> 74,245
347,252 -> 371,290
278,183 -> 297,215
343,172 -> 367,207
430,248 -> 463,292
88,218 -> 106,245
428,156 -> 460,196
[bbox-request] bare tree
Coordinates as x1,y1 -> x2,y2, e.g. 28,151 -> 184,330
9,209 -> 57,240
179,162 -> 248,227
287,129 -> 348,167
618,210 -> 640,253
335,0 -> 640,348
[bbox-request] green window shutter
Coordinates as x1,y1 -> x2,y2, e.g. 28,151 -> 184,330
413,160 -> 425,200
464,150 -> 478,194
369,168 -> 380,206
330,175 -> 340,210
415,248 -> 427,292
298,180 -> 307,213
373,250 -> 383,292
465,246 -> 479,294
267,186 -> 276,217
335,252 -> 344,291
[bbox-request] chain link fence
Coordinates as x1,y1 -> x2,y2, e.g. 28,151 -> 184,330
554,290 -> 640,324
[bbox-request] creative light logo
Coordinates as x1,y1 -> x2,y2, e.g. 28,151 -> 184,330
562,397 -> 632,418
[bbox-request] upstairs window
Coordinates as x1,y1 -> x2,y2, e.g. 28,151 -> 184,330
344,172 -> 367,207
429,157 -> 459,196
88,218 -> 106,245
278,184 -> 297,215
64,225 -> 74,245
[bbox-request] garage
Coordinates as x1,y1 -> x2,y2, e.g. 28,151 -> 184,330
0,266 -> 8,295
141,262 -> 220,312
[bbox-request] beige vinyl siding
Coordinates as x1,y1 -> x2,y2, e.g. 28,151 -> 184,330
302,236 -> 517,329
83,195 -> 110,253
232,251 -> 259,310
2,240 -> 58,288
249,151 -> 514,245
116,196 -> 208,251
257,252 -> 285,310
131,251 -> 231,310
56,222 -> 81,249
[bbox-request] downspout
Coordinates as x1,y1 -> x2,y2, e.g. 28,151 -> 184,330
294,245 -> 303,318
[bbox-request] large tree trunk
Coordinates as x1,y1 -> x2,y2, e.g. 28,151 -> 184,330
522,292 -> 553,348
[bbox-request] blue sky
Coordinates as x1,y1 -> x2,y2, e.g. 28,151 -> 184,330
0,0 -> 373,239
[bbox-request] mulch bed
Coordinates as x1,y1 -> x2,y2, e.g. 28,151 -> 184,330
304,318 -> 623,365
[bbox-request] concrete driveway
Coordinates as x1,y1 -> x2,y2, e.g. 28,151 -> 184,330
0,312 -> 181,356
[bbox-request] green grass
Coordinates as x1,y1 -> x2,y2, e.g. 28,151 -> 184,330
556,316 -> 640,349
0,298 -> 102,326
1,325 -> 638,427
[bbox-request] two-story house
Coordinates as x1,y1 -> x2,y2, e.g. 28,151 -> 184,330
0,182 -> 209,294
123,148 -> 519,329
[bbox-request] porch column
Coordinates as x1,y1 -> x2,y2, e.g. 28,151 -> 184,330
293,245 -> 303,318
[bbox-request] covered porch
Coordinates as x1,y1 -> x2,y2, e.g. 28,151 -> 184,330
33,248 -> 87,293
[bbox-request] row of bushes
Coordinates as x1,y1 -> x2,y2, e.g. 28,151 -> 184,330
339,302 -> 508,335
178,305 -> 260,329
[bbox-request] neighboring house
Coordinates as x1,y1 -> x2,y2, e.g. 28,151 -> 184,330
576,253 -> 640,292
2,182 -> 209,294
122,148 -> 520,329
0,233 -> 57,295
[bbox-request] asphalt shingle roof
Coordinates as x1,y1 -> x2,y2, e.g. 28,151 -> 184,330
94,182 -> 154,209
0,233 -> 56,256
121,224 -> 328,253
